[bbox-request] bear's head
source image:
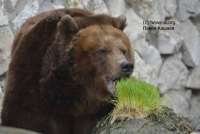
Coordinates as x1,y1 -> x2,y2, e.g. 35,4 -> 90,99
57,14 -> 134,102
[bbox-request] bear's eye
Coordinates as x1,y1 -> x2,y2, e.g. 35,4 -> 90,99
98,49 -> 107,55
122,50 -> 127,55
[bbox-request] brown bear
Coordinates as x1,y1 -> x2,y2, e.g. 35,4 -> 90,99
1,8 -> 134,134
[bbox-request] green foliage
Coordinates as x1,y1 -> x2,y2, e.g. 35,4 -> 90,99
108,79 -> 162,122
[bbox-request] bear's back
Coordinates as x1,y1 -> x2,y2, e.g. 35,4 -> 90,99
1,8 -> 93,132
7,8 -> 93,93
11,8 -> 93,55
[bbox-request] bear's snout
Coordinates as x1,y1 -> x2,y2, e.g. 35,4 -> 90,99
119,61 -> 134,77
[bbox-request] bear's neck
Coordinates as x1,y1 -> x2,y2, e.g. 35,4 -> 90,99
39,36 -> 106,116
40,63 -> 105,116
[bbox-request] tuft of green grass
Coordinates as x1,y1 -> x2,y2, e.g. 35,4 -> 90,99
108,79 -> 162,123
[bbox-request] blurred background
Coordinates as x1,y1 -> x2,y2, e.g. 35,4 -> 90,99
0,0 -> 200,131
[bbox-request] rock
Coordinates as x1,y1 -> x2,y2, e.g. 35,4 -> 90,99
0,73 -> 6,90
189,92 -> 200,130
157,33 -> 181,54
158,53 -> 189,94
0,126 -> 39,134
0,0 -> 8,26
143,45 -> 162,87
52,0 -> 66,9
87,0 -> 109,14
161,90 -> 192,117
156,20 -> 183,54
149,0 -> 165,21
0,86 -> 3,122
164,0 -> 177,18
124,0 -> 136,6
186,0 -> 199,14
134,0 -> 165,21
105,0 -> 125,16
11,0 -> 43,33
195,2 -> 200,16
38,0 -> 55,14
4,0 -> 19,10
190,14 -> 200,34
124,8 -> 145,42
92,107 -> 195,134
132,0 -> 154,20
175,0 -> 199,21
66,0 -> 84,8
0,26 -> 14,76
186,67 -> 200,90
82,0 -> 90,9
180,19 -> 200,67
131,51 -> 152,84
132,37 -> 162,86
3,0 -> 29,22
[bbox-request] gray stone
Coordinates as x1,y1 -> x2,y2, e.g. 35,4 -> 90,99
195,2 -> 200,15
0,86 -> 3,123
164,0 -> 177,18
180,19 -> 200,67
189,92 -> 200,130
3,0 -> 29,22
0,26 -> 14,76
133,0 -> 154,20
87,0 -> 109,14
124,0 -> 136,6
0,1 -> 8,26
66,0 -> 84,8
175,0 -> 199,21
132,38 -> 162,66
144,45 -> 162,87
190,14 -> 200,34
0,74 -> 6,90
158,54 -> 189,94
4,0 -> 19,10
52,0 -> 66,8
148,0 -> 165,22
38,0 -> 55,14
157,32 -> 181,54
183,0 -> 198,14
156,20 -> 183,54
186,67 -> 200,90
132,37 -> 162,86
82,0 -> 90,9
132,0 -> 166,21
11,0 -> 43,33
131,51 -> 152,83
105,0 -> 125,16
161,89 -> 192,117
0,126 -> 39,134
124,8 -> 146,43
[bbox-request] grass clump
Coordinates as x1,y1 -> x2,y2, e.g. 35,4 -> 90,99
108,79 -> 162,123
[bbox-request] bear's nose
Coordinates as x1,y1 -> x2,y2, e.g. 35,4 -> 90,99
119,61 -> 134,77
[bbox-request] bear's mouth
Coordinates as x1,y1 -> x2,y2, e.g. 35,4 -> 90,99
106,76 -> 121,93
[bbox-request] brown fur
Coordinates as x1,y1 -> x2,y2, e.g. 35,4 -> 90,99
1,8 -> 134,134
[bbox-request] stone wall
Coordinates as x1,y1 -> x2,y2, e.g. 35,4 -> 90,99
0,0 -> 200,131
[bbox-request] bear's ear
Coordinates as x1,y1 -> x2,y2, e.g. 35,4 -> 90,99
116,15 -> 127,31
57,15 -> 79,35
